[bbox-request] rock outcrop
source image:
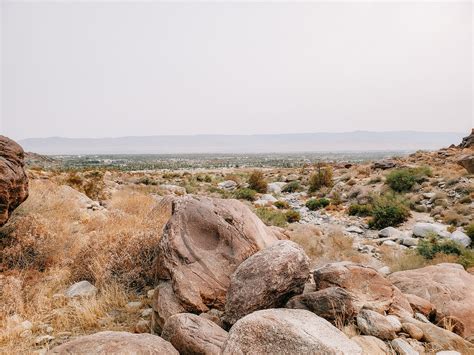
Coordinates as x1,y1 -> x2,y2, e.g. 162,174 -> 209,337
223,240 -> 309,326
0,136 -> 29,226
389,263 -> 474,337
152,196 -> 283,330
48,331 -> 178,354
313,262 -> 413,318
222,309 -> 362,354
459,128 -> 474,148
161,313 -> 228,355
457,154 -> 474,174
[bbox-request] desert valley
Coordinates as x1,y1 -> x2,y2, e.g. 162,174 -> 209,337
0,130 -> 473,354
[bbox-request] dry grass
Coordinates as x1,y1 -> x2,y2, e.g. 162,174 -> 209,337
287,225 -> 369,267
0,178 -> 170,353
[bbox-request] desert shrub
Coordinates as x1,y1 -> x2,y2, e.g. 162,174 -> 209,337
285,210 -> 301,223
465,223 -> 474,244
348,204 -> 372,217
306,198 -> 330,211
368,194 -> 410,229
386,167 -> 432,193
233,188 -> 257,201
255,208 -> 287,227
63,170 -> 107,200
308,166 -> 333,192
282,181 -> 301,193
137,176 -> 157,186
224,174 -> 241,184
417,236 -> 474,268
248,170 -> 268,193
330,191 -> 343,206
274,200 -> 290,209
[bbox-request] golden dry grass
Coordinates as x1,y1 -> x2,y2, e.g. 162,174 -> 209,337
0,178 -> 169,353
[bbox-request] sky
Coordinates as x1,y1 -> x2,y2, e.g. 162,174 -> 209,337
1,1 -> 473,140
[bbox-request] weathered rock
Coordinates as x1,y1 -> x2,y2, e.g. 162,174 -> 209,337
151,282 -> 185,334
223,240 -> 309,326
217,180 -> 238,191
391,338 -> 418,355
404,293 -> 436,318
400,316 -> 471,352
161,313 -> 228,355
286,287 -> 356,324
267,182 -> 286,194
222,309 -> 362,354
0,136 -> 29,226
48,331 -> 178,354
450,230 -> 471,247
356,309 -> 400,340
160,184 -> 186,195
402,323 -> 424,341
457,154 -> 474,174
64,281 -> 97,298
412,222 -> 450,238
351,335 -> 389,355
313,262 -> 413,318
379,227 -> 402,238
373,160 -> 397,170
254,194 -> 277,206
459,128 -> 474,148
153,196 -> 282,325
389,263 -> 474,337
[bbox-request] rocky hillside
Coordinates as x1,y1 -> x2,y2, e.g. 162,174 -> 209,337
0,132 -> 473,354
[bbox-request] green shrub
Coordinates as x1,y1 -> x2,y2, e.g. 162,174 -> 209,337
417,236 -> 474,268
306,198 -> 330,211
368,194 -> 410,229
348,204 -> 373,217
274,200 -> 290,209
255,208 -> 287,227
285,210 -> 301,223
248,170 -> 268,193
465,223 -> 474,244
282,181 -> 301,193
386,167 -> 432,193
308,166 -> 333,193
234,188 -> 257,201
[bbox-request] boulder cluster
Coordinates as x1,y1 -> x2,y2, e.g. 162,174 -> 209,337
49,195 -> 474,354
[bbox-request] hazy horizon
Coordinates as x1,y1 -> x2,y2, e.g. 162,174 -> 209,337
2,1 -> 473,141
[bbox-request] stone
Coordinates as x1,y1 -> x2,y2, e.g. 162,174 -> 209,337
378,266 -> 391,276
217,180 -> 238,191
254,194 -> 278,206
313,262 -> 413,318
356,309 -> 400,340
391,338 -> 418,355
373,160 -> 397,170
402,237 -> 418,247
222,309 -> 362,354
134,319 -> 150,333
405,294 -> 436,318
450,230 -> 471,247
161,313 -> 228,355
65,281 -> 97,298
345,226 -> 364,234
267,182 -> 286,194
125,301 -> 142,311
351,335 -> 389,355
286,287 -> 356,324
141,308 -> 153,318
35,335 -> 55,345
0,136 -> 29,226
459,128 -> 474,148
383,240 -> 398,247
389,263 -> 474,337
199,309 -> 225,328
457,154 -> 474,174
402,323 -> 424,341
436,352 -> 461,355
48,331 -> 178,354
153,196 -> 282,328
223,240 -> 309,326
379,227 -> 402,238
412,222 -> 450,238
151,282 -> 185,334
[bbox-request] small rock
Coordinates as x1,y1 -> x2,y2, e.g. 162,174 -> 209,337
450,230 -> 471,247
34,335 -> 55,345
357,309 -> 399,340
386,315 -> 402,332
379,227 -> 402,238
414,312 -> 430,323
147,289 -> 155,299
46,326 -> 54,334
21,320 -> 33,331
134,319 -> 150,334
382,240 -> 398,247
217,180 -> 238,191
65,281 -> 97,298
346,226 -> 364,234
391,338 -> 418,355
402,237 -> 418,247
141,308 -> 153,318
160,184 -> 186,195
126,301 -> 142,311
20,329 -> 32,338
378,266 -> 391,276
402,323 -> 424,341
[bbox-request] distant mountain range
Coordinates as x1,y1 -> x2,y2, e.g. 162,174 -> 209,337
19,131 -> 465,155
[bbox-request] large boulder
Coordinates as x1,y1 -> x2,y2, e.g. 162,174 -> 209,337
222,309 -> 362,354
0,136 -> 29,226
286,287 -> 356,325
48,331 -> 178,354
356,309 -> 400,340
313,262 -> 413,318
389,263 -> 474,337
151,282 -> 186,334
223,241 -> 309,326
153,196 -> 283,328
161,313 -> 228,355
457,154 -> 474,174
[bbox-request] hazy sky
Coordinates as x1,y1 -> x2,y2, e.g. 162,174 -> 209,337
1,1 -> 472,140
